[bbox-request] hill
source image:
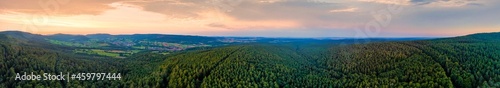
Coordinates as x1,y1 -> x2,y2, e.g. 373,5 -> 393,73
138,32 -> 500,87
0,34 -> 124,87
0,31 -> 499,87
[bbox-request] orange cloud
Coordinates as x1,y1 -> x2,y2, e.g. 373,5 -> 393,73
329,8 -> 358,13
0,0 -> 126,15
359,0 -> 483,7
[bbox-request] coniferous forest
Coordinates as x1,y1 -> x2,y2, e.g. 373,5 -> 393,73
1,31 -> 500,87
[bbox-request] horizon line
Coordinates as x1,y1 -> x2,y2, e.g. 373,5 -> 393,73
0,30 -> 489,39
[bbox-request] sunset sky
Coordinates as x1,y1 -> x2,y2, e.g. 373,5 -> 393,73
0,0 -> 499,37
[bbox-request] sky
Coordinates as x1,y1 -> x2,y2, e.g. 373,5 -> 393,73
0,0 -> 499,38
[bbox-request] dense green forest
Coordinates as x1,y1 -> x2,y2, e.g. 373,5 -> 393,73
0,31 -> 499,87
0,34 -> 123,87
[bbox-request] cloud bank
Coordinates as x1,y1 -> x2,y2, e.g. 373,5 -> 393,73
0,0 -> 498,37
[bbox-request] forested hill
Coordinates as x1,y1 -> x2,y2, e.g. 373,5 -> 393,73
321,32 -> 500,87
136,32 -> 500,87
0,31 -> 499,87
438,32 -> 500,42
0,34 -> 124,87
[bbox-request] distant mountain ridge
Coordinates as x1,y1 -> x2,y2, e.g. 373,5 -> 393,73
0,31 -> 220,45
0,31 -> 441,43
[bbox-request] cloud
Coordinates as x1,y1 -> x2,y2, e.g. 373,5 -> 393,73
1,0 -> 498,37
329,8 -> 358,13
207,23 -> 231,29
359,0 -> 483,7
466,3 -> 484,6
215,0 -> 368,29
124,0 -> 206,18
122,0 -> 364,29
224,0 -> 346,20
379,0 -> 500,37
359,0 -> 411,5
0,0 -> 366,30
122,0 -> 248,19
422,0 -> 481,7
0,0 -> 129,15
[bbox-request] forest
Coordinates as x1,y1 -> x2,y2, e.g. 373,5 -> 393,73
0,31 -> 499,87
